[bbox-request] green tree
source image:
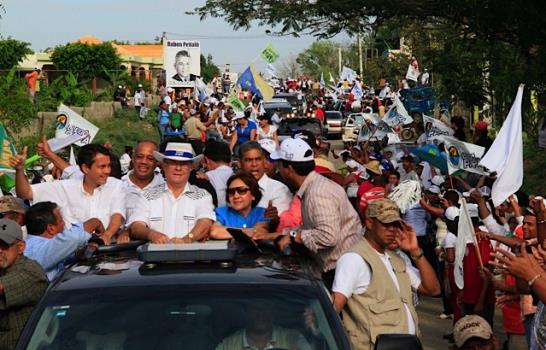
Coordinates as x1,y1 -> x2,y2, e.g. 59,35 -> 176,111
50,42 -> 122,81
0,67 -> 35,133
0,38 -> 32,69
297,41 -> 339,80
200,54 -> 220,83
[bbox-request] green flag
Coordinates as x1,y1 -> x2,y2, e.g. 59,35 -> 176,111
0,123 -> 17,174
227,91 -> 247,113
260,43 -> 280,64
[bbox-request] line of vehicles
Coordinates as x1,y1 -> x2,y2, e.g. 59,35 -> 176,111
260,86 -> 446,145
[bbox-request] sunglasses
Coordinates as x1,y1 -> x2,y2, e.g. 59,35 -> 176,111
227,187 -> 251,196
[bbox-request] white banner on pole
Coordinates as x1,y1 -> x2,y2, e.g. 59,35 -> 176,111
423,115 -> 454,142
55,104 -> 99,147
441,136 -> 488,175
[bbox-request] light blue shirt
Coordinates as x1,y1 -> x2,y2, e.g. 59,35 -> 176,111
215,206 -> 266,228
402,203 -> 428,237
24,223 -> 90,281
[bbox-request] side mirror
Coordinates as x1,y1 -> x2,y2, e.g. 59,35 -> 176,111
374,334 -> 423,350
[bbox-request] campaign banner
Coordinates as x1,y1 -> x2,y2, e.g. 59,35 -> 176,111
227,91 -> 246,113
423,115 -> 454,142
382,94 -> 413,128
164,40 -> 201,88
260,44 -> 280,64
442,136 -> 488,175
56,104 -> 99,146
357,121 -> 391,142
340,66 -> 357,82
405,63 -> 419,82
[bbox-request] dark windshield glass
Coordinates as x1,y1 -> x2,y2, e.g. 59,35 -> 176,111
278,120 -> 321,136
24,285 -> 342,350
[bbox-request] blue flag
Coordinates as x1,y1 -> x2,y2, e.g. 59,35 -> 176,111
237,65 -> 274,101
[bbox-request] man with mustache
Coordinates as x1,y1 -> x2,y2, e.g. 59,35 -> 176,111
332,198 -> 440,350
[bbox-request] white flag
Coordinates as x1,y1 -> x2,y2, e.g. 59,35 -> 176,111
56,104 -> 99,146
406,64 -> 419,82
442,136 -> 488,175
340,66 -> 357,82
351,83 -> 363,98
479,84 -> 524,207
454,199 -> 478,289
382,94 -> 413,128
265,64 -> 277,78
423,115 -> 454,142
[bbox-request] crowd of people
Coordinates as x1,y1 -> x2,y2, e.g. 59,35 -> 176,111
1,73 -> 545,350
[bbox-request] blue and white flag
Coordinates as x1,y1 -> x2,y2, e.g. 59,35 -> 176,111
265,64 -> 277,78
340,66 -> 357,82
382,94 -> 413,127
351,83 -> 363,98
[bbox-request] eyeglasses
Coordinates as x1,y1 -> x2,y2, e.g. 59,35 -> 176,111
227,187 -> 251,196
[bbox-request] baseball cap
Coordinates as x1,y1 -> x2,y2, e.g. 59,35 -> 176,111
270,137 -> 314,162
427,185 -> 441,194
295,130 -> 319,149
0,219 -> 24,245
258,139 -> 277,156
453,315 -> 493,347
0,196 -> 25,214
431,175 -> 445,186
366,198 -> 401,224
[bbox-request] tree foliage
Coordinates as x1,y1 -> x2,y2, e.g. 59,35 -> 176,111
0,67 -> 35,133
200,54 -> 220,83
0,38 -> 32,69
50,42 -> 122,80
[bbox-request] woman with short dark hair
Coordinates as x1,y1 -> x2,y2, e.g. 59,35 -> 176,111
210,172 -> 268,239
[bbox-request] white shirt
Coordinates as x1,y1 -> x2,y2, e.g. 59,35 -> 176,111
257,174 -> 293,213
127,182 -> 216,238
333,250 -> 421,335
134,91 -> 143,107
122,171 -> 165,220
32,177 -> 126,228
206,165 -> 233,207
257,125 -> 277,140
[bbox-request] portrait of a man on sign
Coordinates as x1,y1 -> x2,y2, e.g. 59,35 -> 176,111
164,40 -> 201,88
172,50 -> 196,83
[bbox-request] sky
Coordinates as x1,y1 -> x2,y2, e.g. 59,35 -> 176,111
0,0 -> 349,73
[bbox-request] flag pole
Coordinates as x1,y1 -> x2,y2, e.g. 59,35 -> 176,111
472,231 -> 484,269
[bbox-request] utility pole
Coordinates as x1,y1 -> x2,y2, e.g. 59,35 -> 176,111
338,47 -> 342,74
358,33 -> 363,78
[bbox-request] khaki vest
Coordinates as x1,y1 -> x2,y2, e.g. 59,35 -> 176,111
341,239 -> 419,350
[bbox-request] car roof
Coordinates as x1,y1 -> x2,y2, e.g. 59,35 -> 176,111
49,248 -> 323,292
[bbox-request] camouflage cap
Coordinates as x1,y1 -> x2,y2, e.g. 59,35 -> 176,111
0,196 -> 25,214
366,198 -> 401,223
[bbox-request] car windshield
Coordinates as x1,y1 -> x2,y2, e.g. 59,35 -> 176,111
279,119 -> 321,136
325,113 -> 341,121
263,105 -> 293,118
24,285 -> 342,350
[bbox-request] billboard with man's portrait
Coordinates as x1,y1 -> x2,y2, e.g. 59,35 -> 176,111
164,40 -> 201,88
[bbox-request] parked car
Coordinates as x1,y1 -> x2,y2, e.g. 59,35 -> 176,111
324,111 -> 343,139
278,117 -> 327,142
17,241 -> 351,349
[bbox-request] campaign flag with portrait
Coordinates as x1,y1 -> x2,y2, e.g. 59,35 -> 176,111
441,136 -> 488,175
56,104 -> 99,147
382,94 -> 413,128
423,115 -> 454,142
164,40 -> 201,88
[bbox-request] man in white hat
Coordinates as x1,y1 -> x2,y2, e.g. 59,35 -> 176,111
128,143 -> 215,243
134,84 -> 145,116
